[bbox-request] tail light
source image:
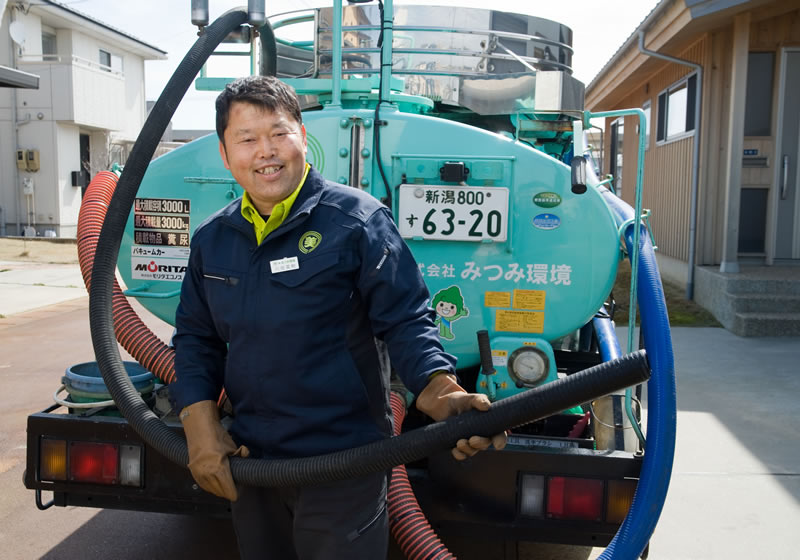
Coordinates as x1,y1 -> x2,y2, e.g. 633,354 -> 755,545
547,476 -> 604,521
519,474 -> 638,523
39,438 -> 142,487
69,442 -> 118,484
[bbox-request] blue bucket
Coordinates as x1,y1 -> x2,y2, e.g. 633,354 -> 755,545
63,361 -> 155,403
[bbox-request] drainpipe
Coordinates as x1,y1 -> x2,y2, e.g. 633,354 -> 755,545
638,31 -> 702,300
10,11 -> 22,237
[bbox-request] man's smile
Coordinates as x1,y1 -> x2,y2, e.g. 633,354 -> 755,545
256,165 -> 282,177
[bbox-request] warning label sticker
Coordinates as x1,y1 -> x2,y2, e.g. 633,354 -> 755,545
133,230 -> 190,247
134,198 -> 191,214
484,291 -> 511,308
133,214 -> 189,231
132,198 -> 192,281
495,310 -> 544,333
513,289 -> 546,310
131,246 -> 190,259
491,349 -> 508,367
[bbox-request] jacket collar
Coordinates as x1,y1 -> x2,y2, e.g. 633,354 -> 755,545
218,165 -> 327,241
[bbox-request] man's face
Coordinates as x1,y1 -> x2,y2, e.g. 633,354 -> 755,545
219,101 -> 307,215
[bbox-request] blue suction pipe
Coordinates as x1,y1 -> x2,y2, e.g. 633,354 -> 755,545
597,185 -> 677,560
593,313 -> 622,362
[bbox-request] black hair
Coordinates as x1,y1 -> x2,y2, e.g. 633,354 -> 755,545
215,76 -> 302,143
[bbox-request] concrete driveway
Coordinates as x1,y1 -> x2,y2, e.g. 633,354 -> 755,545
0,259 -> 798,559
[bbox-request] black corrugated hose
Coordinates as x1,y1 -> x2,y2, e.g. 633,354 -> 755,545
89,8 -> 651,488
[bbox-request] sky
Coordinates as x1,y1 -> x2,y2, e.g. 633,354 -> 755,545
61,0 -> 660,130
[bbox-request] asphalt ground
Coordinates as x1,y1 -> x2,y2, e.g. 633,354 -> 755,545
0,258 -> 798,559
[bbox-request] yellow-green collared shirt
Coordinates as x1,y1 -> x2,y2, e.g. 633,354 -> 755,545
240,163 -> 310,245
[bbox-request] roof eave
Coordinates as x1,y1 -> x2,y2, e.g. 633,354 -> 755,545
36,0 -> 167,60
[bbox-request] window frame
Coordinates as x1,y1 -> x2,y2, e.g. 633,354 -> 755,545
609,117 -> 624,197
641,99 -> 651,151
99,49 -> 111,71
41,30 -> 57,56
656,72 -> 698,145
99,48 -> 123,74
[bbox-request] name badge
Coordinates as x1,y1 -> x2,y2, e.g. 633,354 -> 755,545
270,256 -> 300,274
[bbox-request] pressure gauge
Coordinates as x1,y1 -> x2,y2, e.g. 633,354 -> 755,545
507,346 -> 549,387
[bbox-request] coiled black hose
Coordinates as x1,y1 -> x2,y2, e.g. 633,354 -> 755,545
90,8 -> 651,488
90,8 -> 250,469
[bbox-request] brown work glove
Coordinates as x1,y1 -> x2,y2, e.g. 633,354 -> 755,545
416,373 -> 507,460
180,400 -> 249,501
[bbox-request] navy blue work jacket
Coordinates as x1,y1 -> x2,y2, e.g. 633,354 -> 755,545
172,167 -> 456,459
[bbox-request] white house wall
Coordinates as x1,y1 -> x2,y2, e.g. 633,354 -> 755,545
17,9 -> 42,57
117,52 -> 146,142
56,122 -> 80,237
16,119 -> 57,232
0,5 -> 161,237
0,120 -> 16,234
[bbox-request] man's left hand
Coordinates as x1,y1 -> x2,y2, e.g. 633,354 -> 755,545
416,373 -> 507,460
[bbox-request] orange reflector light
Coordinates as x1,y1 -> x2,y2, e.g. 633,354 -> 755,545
547,476 -> 604,521
69,441 -> 118,485
40,438 -> 67,481
607,479 -> 638,524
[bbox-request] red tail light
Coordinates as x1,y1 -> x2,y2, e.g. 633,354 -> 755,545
546,476 -> 603,521
69,442 -> 118,485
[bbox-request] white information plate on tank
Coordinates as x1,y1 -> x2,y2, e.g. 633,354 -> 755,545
398,185 -> 509,241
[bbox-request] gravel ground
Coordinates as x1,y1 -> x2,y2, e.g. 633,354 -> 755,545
0,238 -> 78,264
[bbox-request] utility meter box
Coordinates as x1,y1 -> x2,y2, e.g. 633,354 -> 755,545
26,149 -> 40,172
16,149 -> 40,172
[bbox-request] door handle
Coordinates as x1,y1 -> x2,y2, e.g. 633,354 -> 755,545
782,154 -> 789,200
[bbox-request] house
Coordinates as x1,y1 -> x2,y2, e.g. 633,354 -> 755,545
586,0 -> 800,336
0,0 -> 165,238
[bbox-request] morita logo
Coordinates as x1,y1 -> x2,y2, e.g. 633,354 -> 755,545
134,261 -> 187,273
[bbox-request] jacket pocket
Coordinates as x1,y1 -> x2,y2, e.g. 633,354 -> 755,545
201,266 -> 245,332
269,251 -> 340,288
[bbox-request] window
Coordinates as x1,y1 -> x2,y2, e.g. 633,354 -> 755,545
99,49 -> 111,70
42,32 -> 57,56
656,73 -> 697,143
99,49 -> 123,73
744,52 -> 774,136
642,100 -> 651,150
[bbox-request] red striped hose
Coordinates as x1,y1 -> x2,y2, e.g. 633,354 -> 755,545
389,392 -> 455,560
77,171 -> 176,384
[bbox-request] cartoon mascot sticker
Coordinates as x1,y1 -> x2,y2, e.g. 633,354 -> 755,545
432,285 -> 469,340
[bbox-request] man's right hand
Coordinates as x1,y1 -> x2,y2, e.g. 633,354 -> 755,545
180,400 -> 249,501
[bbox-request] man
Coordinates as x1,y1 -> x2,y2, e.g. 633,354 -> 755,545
171,75 -> 505,559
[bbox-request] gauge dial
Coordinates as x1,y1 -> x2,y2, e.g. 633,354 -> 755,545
507,347 -> 549,387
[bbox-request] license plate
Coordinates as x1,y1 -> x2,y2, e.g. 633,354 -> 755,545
398,185 -> 509,241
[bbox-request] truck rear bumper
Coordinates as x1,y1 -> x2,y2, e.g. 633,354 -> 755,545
26,409 -> 641,547
24,408 -> 229,517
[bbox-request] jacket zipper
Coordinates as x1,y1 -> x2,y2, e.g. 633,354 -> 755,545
348,502 -> 387,542
203,273 -> 239,286
375,247 -> 390,270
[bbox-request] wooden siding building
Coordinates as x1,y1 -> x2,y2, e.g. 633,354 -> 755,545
586,0 -> 800,336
